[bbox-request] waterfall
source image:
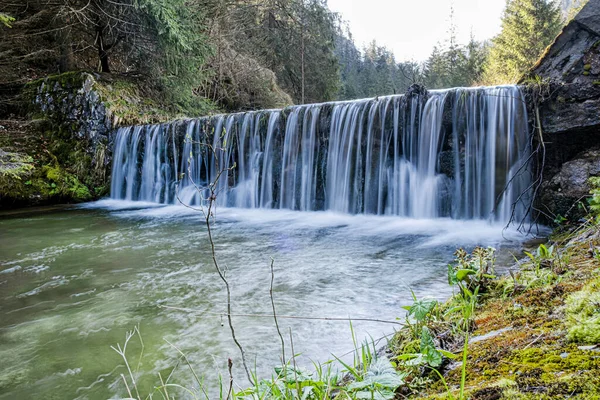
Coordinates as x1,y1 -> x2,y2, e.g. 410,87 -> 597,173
110,86 -> 531,222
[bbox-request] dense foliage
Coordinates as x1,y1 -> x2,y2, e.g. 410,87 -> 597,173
482,0 -> 563,84
196,0 -> 339,108
335,0 -> 568,94
0,0 -> 582,114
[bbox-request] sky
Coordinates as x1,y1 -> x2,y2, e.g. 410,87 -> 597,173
326,0 -> 507,62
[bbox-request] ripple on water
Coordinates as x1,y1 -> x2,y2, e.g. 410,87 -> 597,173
0,203 -> 539,399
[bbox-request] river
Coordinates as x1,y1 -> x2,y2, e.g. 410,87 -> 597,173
0,201 -> 529,398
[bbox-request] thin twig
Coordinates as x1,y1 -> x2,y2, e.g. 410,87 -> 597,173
158,372 -> 170,400
269,258 -> 286,365
289,328 -> 301,396
121,373 -> 135,399
523,333 -> 545,350
226,358 -> 234,400
163,339 -> 210,400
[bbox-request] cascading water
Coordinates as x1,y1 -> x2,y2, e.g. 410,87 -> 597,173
110,85 -> 531,222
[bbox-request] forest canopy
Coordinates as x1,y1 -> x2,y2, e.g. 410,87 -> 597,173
0,0 -> 584,114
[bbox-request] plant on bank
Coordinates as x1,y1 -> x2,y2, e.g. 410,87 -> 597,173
589,177 -> 600,222
385,248 -> 496,398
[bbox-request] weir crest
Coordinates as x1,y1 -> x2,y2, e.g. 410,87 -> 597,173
110,85 -> 532,222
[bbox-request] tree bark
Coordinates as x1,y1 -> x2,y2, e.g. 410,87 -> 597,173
96,25 -> 111,73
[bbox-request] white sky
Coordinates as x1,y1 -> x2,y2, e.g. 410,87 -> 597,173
326,0 -> 507,62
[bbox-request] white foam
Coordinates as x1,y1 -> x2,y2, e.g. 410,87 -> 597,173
86,201 -> 537,248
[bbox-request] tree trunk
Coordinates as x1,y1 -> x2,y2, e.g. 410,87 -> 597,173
56,14 -> 74,73
96,26 -> 111,73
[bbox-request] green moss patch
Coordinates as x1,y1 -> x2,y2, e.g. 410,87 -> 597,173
565,275 -> 600,344
0,119 -> 102,207
400,222 -> 600,399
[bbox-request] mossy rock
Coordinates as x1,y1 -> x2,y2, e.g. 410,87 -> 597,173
0,119 -> 102,208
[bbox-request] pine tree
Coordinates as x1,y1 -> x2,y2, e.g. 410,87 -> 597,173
422,7 -> 482,89
463,33 -> 489,85
483,0 -> 563,84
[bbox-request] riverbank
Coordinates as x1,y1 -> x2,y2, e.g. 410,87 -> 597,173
398,219 -> 600,399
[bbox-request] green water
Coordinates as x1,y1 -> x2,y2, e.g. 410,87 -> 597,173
0,202 -> 526,399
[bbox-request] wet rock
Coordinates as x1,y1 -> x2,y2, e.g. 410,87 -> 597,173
405,84 -> 428,100
540,148 -> 600,219
1,73 -> 112,208
532,0 -> 600,82
469,327 -> 513,344
531,0 -> 600,222
438,151 -> 455,177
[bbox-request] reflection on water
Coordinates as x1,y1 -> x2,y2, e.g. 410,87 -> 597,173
0,201 -> 530,398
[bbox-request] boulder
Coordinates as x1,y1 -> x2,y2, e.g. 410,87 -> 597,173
531,0 -> 600,222
540,149 -> 600,219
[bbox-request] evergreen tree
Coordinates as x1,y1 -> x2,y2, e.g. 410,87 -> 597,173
334,24 -> 364,99
422,8 -> 483,89
463,33 -> 489,86
214,0 -> 339,105
483,0 -> 562,84
423,45 -> 449,89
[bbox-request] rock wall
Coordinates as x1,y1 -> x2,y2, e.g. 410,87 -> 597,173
0,70 -> 194,208
532,0 -> 600,221
30,72 -> 114,145
0,72 -> 113,208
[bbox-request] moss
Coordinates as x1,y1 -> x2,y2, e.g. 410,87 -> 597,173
565,276 -> 600,344
0,151 -> 35,179
404,223 -> 600,399
92,74 -> 219,125
0,119 -> 99,207
41,165 -> 91,201
24,70 -> 85,90
583,71 -> 590,76
584,64 -> 592,71
0,151 -> 36,205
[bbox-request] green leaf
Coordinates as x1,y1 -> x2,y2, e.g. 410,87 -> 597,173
438,349 -> 458,359
456,268 -> 476,281
402,353 -> 427,367
424,348 -> 443,367
395,353 -> 420,361
537,244 -> 549,259
461,285 -> 473,298
448,264 -> 459,285
355,389 -> 395,400
409,299 -> 438,322
347,380 -> 374,390
347,358 -> 406,392
420,327 -> 443,367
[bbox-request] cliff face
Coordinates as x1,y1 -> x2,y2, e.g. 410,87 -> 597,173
0,73 -> 112,208
532,0 -> 600,222
0,72 -> 183,209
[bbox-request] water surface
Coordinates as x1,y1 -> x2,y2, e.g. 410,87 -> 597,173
0,202 -> 529,398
